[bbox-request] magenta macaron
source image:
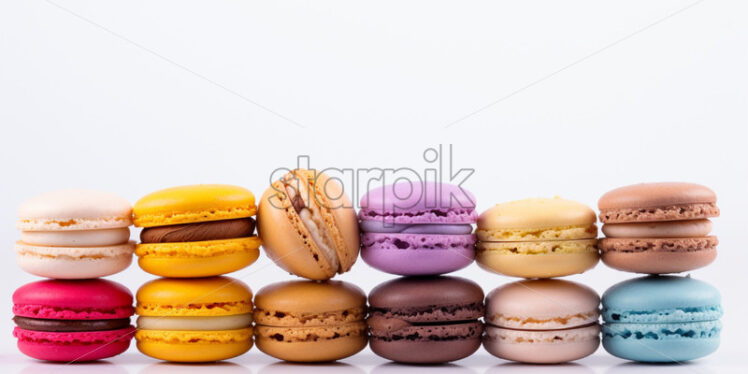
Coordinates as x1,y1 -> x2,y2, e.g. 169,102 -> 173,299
12,279 -> 136,362
359,182 -> 478,275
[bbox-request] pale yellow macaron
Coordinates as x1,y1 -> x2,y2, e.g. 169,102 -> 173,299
476,197 -> 598,278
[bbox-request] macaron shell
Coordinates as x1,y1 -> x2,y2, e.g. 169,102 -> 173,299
483,324 -> 600,364
135,328 -> 252,362
135,237 -> 260,277
17,189 -> 132,231
598,182 -> 717,210
16,241 -> 134,279
477,244 -> 598,278
137,277 -> 252,317
602,321 -> 721,362
369,276 -> 484,310
601,247 -> 717,274
133,184 -> 256,227
14,326 -> 135,362
254,280 -> 365,316
477,197 -> 596,231
255,332 -> 366,362
358,182 -> 477,224
13,279 -> 134,320
369,337 -> 481,364
361,233 -> 475,275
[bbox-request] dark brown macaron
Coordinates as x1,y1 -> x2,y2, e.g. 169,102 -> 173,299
140,218 -> 255,243
598,182 -> 719,274
367,276 -> 484,364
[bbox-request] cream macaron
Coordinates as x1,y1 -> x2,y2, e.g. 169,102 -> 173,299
476,197 -> 598,278
15,189 -> 135,279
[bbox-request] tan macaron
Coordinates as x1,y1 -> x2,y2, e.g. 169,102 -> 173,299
257,169 -> 360,280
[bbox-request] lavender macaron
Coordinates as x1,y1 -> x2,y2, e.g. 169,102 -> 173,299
358,182 -> 478,275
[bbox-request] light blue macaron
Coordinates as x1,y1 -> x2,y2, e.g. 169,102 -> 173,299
602,275 -> 722,362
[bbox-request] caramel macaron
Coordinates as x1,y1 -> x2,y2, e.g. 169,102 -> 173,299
253,280 -> 367,362
598,182 -> 719,274
257,169 -> 360,280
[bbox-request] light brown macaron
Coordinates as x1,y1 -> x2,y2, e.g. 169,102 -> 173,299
598,182 -> 719,274
253,280 -> 367,362
257,169 -> 360,280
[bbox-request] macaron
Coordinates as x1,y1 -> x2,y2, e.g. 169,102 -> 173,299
483,279 -> 600,364
358,182 -> 478,275
253,280 -> 367,362
135,276 -> 254,362
15,189 -> 135,279
476,197 -> 599,278
257,169 -> 360,280
602,276 -> 722,362
367,276 -> 484,364
12,279 -> 135,362
133,184 -> 261,277
598,182 -> 719,274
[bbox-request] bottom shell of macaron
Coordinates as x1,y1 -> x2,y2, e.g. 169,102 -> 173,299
254,324 -> 367,362
370,334 -> 482,364
14,326 -> 135,362
135,328 -> 253,362
483,325 -> 599,364
602,322 -> 721,362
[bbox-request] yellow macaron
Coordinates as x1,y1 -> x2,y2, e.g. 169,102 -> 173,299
476,197 -> 599,278
133,184 -> 260,277
135,277 -> 254,362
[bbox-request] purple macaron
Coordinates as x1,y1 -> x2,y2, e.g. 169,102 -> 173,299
359,182 -> 478,275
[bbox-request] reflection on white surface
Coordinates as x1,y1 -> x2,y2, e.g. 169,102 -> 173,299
605,361 -> 717,374
485,362 -> 594,374
371,362 -> 476,374
141,362 -> 252,374
20,361 -> 128,374
259,362 -> 364,374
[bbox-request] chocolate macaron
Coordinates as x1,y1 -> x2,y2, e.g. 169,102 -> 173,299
598,182 -> 719,274
367,276 -> 484,364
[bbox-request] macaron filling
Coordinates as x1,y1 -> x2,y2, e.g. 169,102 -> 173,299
137,313 -> 253,331
140,218 -> 255,243
20,227 -> 131,247
13,316 -> 131,332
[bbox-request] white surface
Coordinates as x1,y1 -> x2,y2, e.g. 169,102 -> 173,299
1,0 -> 747,373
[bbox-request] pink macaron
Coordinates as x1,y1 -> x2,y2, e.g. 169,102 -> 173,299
13,279 -> 135,362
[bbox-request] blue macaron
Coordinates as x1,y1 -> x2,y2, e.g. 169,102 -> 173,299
602,275 -> 722,362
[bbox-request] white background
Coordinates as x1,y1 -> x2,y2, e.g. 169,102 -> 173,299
1,0 -> 747,373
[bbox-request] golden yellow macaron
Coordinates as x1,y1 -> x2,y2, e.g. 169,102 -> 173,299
133,184 -> 260,277
476,197 -> 599,278
253,280 -> 367,362
135,277 -> 254,362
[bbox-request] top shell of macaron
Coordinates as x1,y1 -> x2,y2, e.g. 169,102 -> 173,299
17,189 -> 132,231
602,276 -> 721,316
478,197 -> 596,230
136,277 -> 253,317
254,280 -> 366,314
598,182 -> 717,210
13,279 -> 134,319
133,184 -> 256,227
485,279 -> 599,328
358,182 -> 477,224
368,276 -> 484,309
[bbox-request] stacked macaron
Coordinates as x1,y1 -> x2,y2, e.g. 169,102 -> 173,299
598,182 -> 722,362
132,184 -> 260,362
12,189 -> 136,361
358,181 -> 482,363
475,197 -> 601,363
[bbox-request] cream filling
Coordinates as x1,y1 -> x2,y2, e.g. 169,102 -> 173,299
20,227 -> 130,247
285,178 -> 340,271
137,313 -> 253,331
602,219 -> 712,238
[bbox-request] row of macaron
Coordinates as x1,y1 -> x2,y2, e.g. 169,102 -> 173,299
12,274 -> 722,364
14,173 -> 720,280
